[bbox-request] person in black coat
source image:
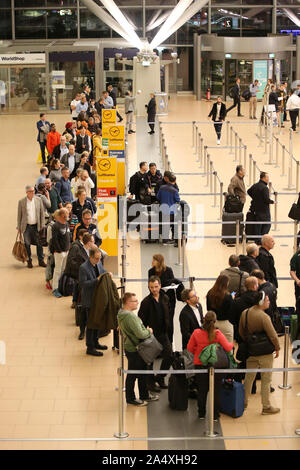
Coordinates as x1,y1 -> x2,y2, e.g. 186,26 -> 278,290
239,243 -> 260,273
146,163 -> 163,201
107,84 -> 123,122
79,246 -> 107,355
250,269 -> 278,322
230,276 -> 259,342
247,172 -> 274,239
138,276 -> 173,391
64,231 -> 93,311
148,254 -> 177,344
206,274 -> 234,342
128,162 -> 150,202
146,93 -> 156,134
226,78 -> 243,117
269,84 -> 279,112
208,96 -> 227,145
256,235 -> 278,288
179,289 -> 204,351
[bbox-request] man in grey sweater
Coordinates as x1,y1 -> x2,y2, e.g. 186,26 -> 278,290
118,292 -> 159,406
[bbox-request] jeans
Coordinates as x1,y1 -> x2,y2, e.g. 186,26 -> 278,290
227,96 -> 241,115
23,224 -> 44,263
194,366 -> 223,418
39,141 -> 47,164
214,122 -> 223,139
53,251 -> 68,291
125,350 -> 149,402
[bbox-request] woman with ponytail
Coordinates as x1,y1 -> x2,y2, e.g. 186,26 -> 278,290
206,274 -> 234,342
187,311 -> 233,419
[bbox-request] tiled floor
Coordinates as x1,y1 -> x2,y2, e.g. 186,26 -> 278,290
1,95 -> 300,450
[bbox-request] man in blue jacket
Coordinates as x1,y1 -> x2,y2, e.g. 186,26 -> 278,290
56,167 -> 73,203
79,246 -> 108,354
36,113 -> 51,164
157,174 -> 180,246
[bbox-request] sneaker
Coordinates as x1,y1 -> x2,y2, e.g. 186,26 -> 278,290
147,384 -> 161,393
45,281 -> 52,290
71,302 -> 76,309
27,260 -> 33,269
217,139 -> 220,145
261,406 -> 280,415
145,394 -> 159,402
244,403 -> 248,410
52,289 -> 63,298
127,399 -> 148,407
38,261 -> 47,268
270,386 -> 275,393
198,414 -> 206,419
156,378 -> 168,389
163,240 -> 174,246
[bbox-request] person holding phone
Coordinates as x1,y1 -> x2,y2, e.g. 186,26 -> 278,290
208,96 -> 227,145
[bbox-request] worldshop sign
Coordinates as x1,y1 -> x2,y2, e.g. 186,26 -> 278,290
0,54 -> 46,65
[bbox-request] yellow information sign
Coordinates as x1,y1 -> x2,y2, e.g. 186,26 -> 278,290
96,157 -> 117,198
97,200 -> 118,257
102,109 -> 116,126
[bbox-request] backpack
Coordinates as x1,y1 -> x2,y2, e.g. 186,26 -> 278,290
58,273 -> 74,296
229,87 -> 235,99
242,89 -> 251,101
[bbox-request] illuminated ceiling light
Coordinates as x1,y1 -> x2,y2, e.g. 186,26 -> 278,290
282,8 -> 300,27
150,0 -> 194,49
146,12 -> 170,33
151,0 -> 209,49
80,0 -> 139,46
99,0 -> 143,49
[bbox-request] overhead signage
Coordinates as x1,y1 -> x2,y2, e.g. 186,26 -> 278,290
0,53 -> 46,65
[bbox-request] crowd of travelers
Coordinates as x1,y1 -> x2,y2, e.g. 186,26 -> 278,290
15,82 -> 300,423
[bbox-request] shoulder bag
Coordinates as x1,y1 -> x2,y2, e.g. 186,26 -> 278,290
288,193 -> 300,221
244,309 -> 275,357
126,330 -> 163,365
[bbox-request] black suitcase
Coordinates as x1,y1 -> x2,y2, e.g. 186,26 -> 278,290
245,211 -> 256,242
140,204 -> 160,243
221,211 -> 243,245
168,352 -> 189,411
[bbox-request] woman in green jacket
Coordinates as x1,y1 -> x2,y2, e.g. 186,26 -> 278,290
118,292 -> 159,407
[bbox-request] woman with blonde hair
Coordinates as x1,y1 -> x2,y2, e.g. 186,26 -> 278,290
188,311 -> 233,419
206,274 -> 234,342
148,254 -> 176,343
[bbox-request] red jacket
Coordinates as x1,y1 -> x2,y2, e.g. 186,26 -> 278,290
187,328 -> 233,365
47,131 -> 61,155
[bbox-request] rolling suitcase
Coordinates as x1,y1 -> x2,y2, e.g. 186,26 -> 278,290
245,211 -> 256,243
291,315 -> 299,342
168,352 -> 189,411
140,204 -> 160,243
224,194 -> 243,214
221,379 -> 244,418
221,211 -> 243,245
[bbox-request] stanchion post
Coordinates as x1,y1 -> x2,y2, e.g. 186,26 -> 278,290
242,231 -> 246,255
289,127 -> 293,159
281,145 -> 286,177
226,120 -> 230,146
175,220 -> 182,267
234,132 -> 238,162
268,116 -> 273,164
244,145 -> 247,171
204,146 -> 208,173
192,120 -> 196,148
213,172 -> 217,207
249,153 -> 253,186
293,220 -> 299,253
219,182 -> 224,220
194,125 -> 198,154
210,161 -> 213,193
239,137 -> 242,163
199,138 -> 204,167
275,137 -> 279,168
253,160 -> 257,184
114,332 -> 129,439
258,120 -> 263,148
273,192 -> 278,231
264,112 -> 268,154
296,161 -> 300,194
278,326 -> 292,390
205,367 -> 218,437
206,154 -> 210,187
229,126 -> 233,155
182,233 -> 186,279
189,276 -> 195,290
235,219 -> 240,255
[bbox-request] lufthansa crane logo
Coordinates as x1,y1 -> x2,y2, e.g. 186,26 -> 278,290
98,159 -> 111,171
109,126 -> 120,137
103,110 -> 113,120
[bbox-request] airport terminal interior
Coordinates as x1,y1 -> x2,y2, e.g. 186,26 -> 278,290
2,0 -> 300,452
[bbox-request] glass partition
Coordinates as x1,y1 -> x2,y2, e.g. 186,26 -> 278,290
49,51 -> 95,110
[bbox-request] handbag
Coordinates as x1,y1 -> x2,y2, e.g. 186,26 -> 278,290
38,227 -> 48,247
244,309 -> 275,357
288,193 -> 300,220
126,331 -> 163,365
12,231 -> 28,263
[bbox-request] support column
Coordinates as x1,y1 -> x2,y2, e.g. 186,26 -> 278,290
297,35 -> 300,80
272,0 -> 277,35
195,35 -> 202,101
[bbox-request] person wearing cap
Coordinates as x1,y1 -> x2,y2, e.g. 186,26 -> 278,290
239,290 -> 280,415
63,121 -> 77,142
